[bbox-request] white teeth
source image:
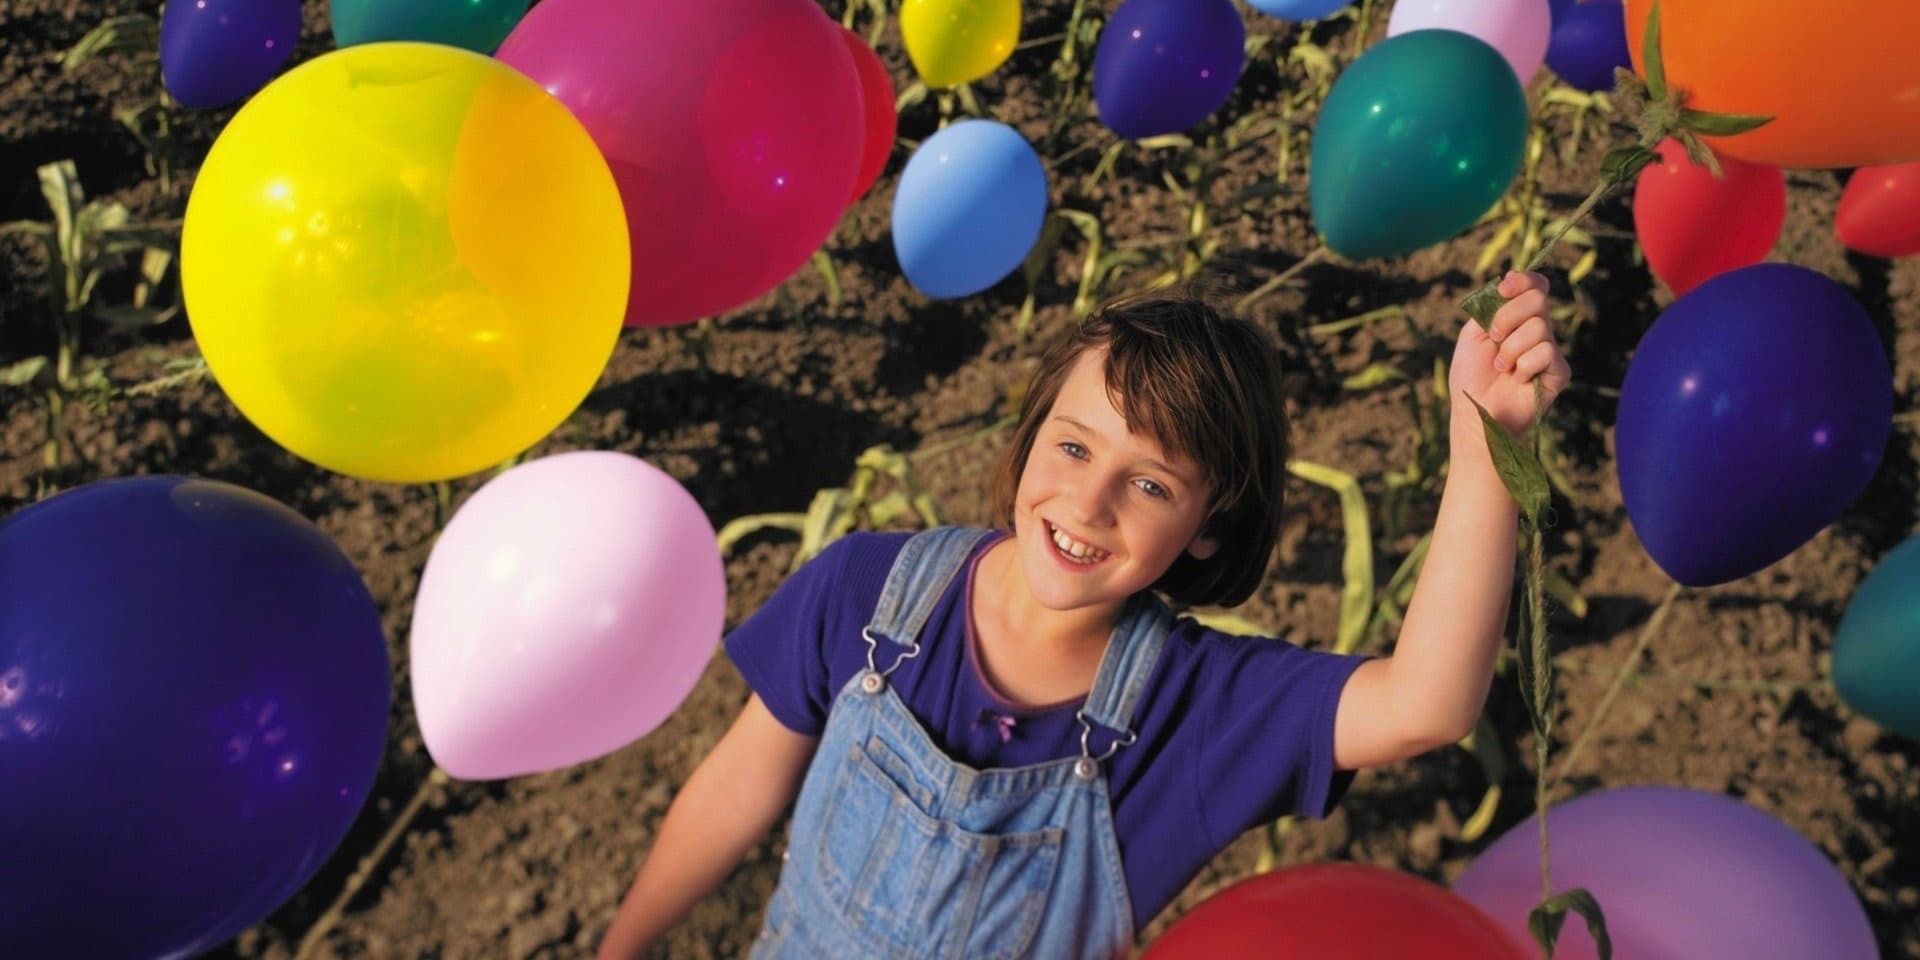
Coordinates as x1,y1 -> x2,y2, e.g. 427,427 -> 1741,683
1048,523 -> 1108,563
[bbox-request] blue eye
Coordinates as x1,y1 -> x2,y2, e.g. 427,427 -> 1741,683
1136,479 -> 1169,500
1058,441 -> 1088,459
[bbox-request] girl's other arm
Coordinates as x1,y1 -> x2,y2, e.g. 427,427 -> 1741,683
597,694 -> 817,959
1331,271 -> 1570,770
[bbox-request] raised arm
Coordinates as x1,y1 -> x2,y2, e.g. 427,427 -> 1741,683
1332,271 -> 1570,770
597,695 -> 817,958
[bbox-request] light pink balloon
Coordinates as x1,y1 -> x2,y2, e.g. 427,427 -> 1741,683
411,451 -> 725,780
1386,0 -> 1552,85
497,0 -> 862,327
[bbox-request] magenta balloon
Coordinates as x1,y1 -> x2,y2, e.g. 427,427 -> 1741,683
1454,786 -> 1877,959
410,451 -> 726,779
497,0 -> 862,327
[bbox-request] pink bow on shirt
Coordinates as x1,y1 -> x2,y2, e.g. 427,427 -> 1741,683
974,709 -> 1018,744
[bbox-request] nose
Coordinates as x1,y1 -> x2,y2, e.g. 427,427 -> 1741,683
1066,474 -> 1117,528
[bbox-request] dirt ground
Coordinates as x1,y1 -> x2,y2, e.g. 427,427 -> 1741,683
3,1 -> 1917,957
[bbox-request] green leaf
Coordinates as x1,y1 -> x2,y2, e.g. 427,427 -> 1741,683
1641,2 -> 1666,102
1529,889 -> 1613,960
1459,281 -> 1507,329
1465,393 -> 1549,525
1600,145 -> 1657,187
1678,108 -> 1774,137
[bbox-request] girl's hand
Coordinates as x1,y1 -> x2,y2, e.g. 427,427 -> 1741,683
1449,270 -> 1573,438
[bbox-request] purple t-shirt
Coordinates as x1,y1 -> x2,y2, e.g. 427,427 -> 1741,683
724,530 -> 1369,930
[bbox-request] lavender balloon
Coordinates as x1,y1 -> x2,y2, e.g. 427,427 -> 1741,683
160,0 -> 302,109
1455,787 -> 1877,959
1093,0 -> 1245,139
1386,0 -> 1552,84
1616,263 -> 1892,586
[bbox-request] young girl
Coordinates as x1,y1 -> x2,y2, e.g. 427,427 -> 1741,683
599,271 -> 1570,959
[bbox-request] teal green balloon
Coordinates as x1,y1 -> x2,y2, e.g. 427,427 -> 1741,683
1834,536 -> 1920,741
330,0 -> 531,54
1309,29 -> 1528,260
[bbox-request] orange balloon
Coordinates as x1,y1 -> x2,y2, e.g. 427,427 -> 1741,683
1624,0 -> 1920,169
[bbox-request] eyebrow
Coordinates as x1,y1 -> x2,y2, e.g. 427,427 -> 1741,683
1049,414 -> 1194,484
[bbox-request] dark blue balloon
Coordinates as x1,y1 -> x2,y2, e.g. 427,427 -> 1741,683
161,0 -> 302,109
1546,0 -> 1631,93
1547,0 -> 1578,26
1094,0 -> 1245,140
1616,264 -> 1893,586
0,477 -> 389,958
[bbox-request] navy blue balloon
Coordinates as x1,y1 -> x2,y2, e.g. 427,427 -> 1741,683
1616,264 -> 1893,586
161,0 -> 302,109
1547,0 -> 1578,26
0,477 -> 390,958
1094,0 -> 1246,140
1546,0 -> 1631,93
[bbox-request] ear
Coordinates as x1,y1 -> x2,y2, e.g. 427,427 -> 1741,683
1186,533 -> 1220,561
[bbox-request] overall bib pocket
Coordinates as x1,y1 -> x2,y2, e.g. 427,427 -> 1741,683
815,736 -> 1064,960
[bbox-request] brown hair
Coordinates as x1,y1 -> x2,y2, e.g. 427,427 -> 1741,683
989,291 -> 1291,608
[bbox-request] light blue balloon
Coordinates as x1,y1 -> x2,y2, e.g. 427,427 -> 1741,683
1835,535 -> 1920,741
1247,0 -> 1354,20
892,120 -> 1048,300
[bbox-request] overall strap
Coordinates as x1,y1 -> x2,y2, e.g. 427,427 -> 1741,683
1074,592 -> 1174,773
861,526 -> 997,678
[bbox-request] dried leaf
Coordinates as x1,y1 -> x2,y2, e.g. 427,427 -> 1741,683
1287,459 -> 1373,654
1465,393 -> 1549,525
1641,2 -> 1666,102
1460,281 -> 1507,329
1600,145 -> 1656,187
1529,889 -> 1613,960
1,356 -> 48,388
1678,108 -> 1773,137
1342,363 -> 1407,391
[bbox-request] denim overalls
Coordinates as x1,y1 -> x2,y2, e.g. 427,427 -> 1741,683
751,526 -> 1174,960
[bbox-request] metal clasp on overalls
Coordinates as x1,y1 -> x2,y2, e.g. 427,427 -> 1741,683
1074,709 -> 1136,780
859,626 -> 920,694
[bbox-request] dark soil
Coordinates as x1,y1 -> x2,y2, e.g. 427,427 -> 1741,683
3,1 -> 1916,958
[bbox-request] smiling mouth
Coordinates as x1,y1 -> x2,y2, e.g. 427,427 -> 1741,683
1044,520 -> 1111,565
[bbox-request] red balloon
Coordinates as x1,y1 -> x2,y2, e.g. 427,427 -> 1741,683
1836,162 -> 1920,259
1632,138 -> 1785,296
842,28 -> 897,201
1144,863 -> 1532,960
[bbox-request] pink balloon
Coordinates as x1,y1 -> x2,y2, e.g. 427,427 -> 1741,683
497,0 -> 862,327
1386,0 -> 1552,84
411,451 -> 726,779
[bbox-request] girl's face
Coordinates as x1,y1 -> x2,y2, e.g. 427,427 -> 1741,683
1012,348 -> 1218,612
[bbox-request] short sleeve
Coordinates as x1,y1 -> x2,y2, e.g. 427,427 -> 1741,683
1194,635 -> 1369,847
721,538 -> 856,737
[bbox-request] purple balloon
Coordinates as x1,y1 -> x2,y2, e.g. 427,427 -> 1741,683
1546,0 -> 1630,92
161,0 -> 302,109
1455,787 -> 1878,960
0,477 -> 390,958
1616,263 -> 1892,586
1094,0 -> 1245,140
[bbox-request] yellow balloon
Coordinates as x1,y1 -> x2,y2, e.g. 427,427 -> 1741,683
182,42 -> 629,483
900,0 -> 1022,88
